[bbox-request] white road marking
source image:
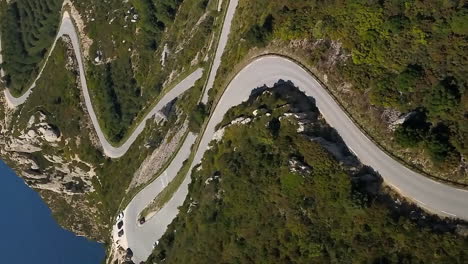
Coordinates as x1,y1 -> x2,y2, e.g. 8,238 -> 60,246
387,183 -> 401,193
441,210 -> 457,217
429,179 -> 442,185
414,199 -> 426,206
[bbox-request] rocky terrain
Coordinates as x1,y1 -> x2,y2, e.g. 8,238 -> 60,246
0,79 -> 105,241
1,110 -> 98,194
129,121 -> 188,191
0,32 -> 98,196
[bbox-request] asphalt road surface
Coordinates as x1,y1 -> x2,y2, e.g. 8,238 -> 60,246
201,0 -> 239,103
196,56 -> 468,221
118,133 -> 197,263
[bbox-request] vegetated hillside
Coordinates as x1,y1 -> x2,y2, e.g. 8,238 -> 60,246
72,0 -> 215,143
0,0 -> 214,240
0,0 -> 63,95
212,0 -> 468,183
147,84 -> 468,264
0,34 -> 198,240
75,0 -> 183,143
1,0 -> 215,143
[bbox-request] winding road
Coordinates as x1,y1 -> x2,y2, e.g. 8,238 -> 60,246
1,12 -> 203,158
116,133 -> 197,261
2,1 -> 467,264
126,54 -> 468,262
201,0 -> 239,103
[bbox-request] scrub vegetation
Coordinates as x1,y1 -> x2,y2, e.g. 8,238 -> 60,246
211,0 -> 468,183
147,84 -> 468,264
0,0 -> 63,95
72,0 -> 216,143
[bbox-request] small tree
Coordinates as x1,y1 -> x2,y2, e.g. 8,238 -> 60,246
189,103 -> 207,133
267,117 -> 281,138
394,111 -> 430,147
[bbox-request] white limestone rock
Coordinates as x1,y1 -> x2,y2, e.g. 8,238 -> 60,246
37,123 -> 61,142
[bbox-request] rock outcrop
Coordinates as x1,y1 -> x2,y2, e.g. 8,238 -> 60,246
1,111 -> 96,195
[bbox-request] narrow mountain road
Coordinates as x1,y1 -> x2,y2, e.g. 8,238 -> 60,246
194,56 -> 468,221
127,55 -> 468,263
115,133 -> 197,262
1,12 -> 203,158
201,0 -> 239,103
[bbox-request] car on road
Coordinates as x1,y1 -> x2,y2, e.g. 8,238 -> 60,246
117,212 -> 124,221
117,220 -> 123,230
118,229 -> 124,237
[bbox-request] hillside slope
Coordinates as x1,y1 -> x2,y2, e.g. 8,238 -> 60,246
147,84 -> 468,263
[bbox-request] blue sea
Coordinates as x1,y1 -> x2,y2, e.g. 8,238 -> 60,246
0,160 -> 105,264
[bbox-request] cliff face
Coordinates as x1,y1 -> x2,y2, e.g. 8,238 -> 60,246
0,119 -> 104,240
0,33 -> 109,240
1,110 -> 97,194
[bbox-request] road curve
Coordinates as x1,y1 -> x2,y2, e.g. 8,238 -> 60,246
117,133 -> 197,263
197,56 -> 468,220
1,12 -> 203,158
199,56 -> 468,220
127,55 -> 468,262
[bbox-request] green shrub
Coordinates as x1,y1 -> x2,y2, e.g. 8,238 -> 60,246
189,103 -> 207,133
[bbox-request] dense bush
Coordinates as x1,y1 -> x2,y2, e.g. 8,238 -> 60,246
87,54 -> 143,143
395,110 -> 463,164
133,0 -> 182,49
188,103 -> 207,133
244,14 -> 274,47
395,111 -> 429,146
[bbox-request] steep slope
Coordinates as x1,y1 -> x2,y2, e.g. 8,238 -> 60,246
209,0 -> 468,184
147,84 -> 468,263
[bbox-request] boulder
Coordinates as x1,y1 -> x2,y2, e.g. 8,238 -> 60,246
37,124 -> 61,142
